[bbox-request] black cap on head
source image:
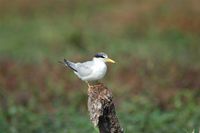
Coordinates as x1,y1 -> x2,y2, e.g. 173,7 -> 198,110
94,52 -> 108,58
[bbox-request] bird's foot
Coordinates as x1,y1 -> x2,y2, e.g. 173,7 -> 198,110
86,81 -> 91,88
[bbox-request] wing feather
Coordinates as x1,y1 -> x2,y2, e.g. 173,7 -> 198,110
76,61 -> 93,77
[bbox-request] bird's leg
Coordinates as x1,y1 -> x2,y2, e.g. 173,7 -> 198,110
86,81 -> 91,88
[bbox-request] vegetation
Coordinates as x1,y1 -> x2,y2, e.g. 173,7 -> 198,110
0,0 -> 200,132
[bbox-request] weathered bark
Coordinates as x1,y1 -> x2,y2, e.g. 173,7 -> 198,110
87,83 -> 123,133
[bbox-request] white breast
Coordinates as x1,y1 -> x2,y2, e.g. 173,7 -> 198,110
84,59 -> 107,81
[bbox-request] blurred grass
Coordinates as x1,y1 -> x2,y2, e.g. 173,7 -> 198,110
0,16 -> 199,65
0,91 -> 200,133
0,0 -> 200,132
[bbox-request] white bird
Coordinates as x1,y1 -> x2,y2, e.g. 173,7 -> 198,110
62,52 -> 115,86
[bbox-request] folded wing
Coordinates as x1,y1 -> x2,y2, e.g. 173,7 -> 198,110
76,61 -> 93,77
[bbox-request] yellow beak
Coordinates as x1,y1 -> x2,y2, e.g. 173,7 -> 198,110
105,58 -> 116,63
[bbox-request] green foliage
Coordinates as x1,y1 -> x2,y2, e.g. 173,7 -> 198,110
0,92 -> 199,133
0,0 -> 200,132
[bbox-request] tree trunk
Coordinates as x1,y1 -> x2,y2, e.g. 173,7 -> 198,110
87,83 -> 124,133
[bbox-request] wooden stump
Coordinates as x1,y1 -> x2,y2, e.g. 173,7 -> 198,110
87,83 -> 124,133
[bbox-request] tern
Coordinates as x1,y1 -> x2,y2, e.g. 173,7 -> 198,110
62,52 -> 115,86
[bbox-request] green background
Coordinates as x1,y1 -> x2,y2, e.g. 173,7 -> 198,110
0,0 -> 200,132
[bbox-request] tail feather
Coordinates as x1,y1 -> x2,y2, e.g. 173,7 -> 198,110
63,59 -> 78,72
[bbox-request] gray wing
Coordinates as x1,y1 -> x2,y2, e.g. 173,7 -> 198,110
63,59 -> 78,72
75,61 -> 94,77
